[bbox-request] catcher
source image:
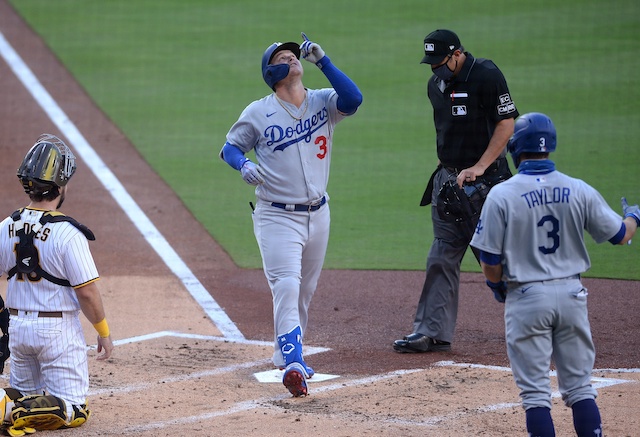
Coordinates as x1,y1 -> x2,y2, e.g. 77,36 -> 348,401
0,134 -> 114,436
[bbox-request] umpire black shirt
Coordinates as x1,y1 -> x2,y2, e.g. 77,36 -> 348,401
428,52 -> 519,169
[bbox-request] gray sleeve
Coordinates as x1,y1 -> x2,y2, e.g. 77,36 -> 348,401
583,184 -> 624,243
470,193 -> 505,255
225,103 -> 260,153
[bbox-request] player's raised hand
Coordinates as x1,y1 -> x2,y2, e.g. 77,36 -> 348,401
300,32 -> 325,65
241,160 -> 265,186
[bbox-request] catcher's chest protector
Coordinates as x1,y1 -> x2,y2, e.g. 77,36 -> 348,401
8,209 -> 95,286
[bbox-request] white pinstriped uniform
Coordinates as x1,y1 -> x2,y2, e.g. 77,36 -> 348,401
0,207 -> 98,407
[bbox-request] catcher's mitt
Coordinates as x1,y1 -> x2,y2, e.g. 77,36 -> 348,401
436,179 -> 490,223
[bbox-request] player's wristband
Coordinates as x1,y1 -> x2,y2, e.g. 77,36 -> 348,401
625,212 -> 640,228
315,55 -> 331,70
93,318 -> 110,338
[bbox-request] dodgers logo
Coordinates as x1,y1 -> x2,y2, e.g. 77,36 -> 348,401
264,107 -> 329,152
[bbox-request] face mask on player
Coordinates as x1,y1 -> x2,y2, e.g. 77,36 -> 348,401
432,55 -> 457,82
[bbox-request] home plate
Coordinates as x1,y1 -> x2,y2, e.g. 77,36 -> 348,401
254,369 -> 340,383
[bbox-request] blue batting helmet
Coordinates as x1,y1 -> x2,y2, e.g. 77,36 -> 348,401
261,41 -> 300,90
507,112 -> 557,167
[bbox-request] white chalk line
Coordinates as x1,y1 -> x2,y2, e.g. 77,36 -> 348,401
0,30 -> 243,341
122,368 -> 424,434
86,333 -> 638,432
86,331 -> 329,396
119,359 -> 638,432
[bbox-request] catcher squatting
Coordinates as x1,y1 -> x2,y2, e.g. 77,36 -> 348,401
0,134 -> 114,436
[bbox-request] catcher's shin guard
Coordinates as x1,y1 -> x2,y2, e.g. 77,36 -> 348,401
8,394 -> 89,433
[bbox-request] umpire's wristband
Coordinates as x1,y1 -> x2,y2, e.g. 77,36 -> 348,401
93,318 -> 110,338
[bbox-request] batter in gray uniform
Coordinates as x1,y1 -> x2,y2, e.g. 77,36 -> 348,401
470,113 -> 639,437
219,33 -> 362,397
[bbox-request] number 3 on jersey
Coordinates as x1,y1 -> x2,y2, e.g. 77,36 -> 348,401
315,135 -> 327,159
538,214 -> 560,254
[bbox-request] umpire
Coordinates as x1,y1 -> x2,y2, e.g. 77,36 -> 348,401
394,29 -> 519,353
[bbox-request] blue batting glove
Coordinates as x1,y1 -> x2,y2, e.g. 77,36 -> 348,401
622,197 -> 640,227
300,32 -> 326,66
486,279 -> 507,303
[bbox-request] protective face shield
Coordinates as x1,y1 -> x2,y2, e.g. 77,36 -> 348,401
507,112 -> 557,168
261,41 -> 300,90
17,134 -> 76,195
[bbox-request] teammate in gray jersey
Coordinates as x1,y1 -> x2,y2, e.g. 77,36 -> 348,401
219,33 -> 362,397
470,113 -> 639,437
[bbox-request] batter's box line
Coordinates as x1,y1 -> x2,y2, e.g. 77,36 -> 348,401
88,329 -> 330,354
85,330 -> 330,397
433,360 -> 637,392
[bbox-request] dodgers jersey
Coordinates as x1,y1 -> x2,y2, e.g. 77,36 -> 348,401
224,88 -> 346,205
470,164 -> 623,283
0,208 -> 99,312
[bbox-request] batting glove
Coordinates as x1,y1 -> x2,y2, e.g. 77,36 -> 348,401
622,197 -> 640,227
300,32 -> 326,67
486,279 -> 507,303
240,160 -> 265,186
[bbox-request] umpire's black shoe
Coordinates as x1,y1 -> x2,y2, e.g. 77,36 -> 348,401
393,333 -> 451,353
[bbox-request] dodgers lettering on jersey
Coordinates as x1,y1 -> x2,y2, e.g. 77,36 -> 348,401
225,88 -> 345,205
265,107 -> 329,151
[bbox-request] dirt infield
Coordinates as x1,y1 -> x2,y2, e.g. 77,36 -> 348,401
1,2 -> 639,435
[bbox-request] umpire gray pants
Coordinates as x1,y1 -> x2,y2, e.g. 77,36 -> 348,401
412,168 -> 480,343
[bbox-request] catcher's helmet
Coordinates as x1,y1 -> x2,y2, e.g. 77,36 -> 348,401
17,134 -> 76,195
507,112 -> 556,168
261,41 -> 300,90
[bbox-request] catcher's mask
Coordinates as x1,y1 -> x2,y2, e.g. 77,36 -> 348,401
436,179 -> 490,223
261,41 -> 300,90
17,134 -> 76,196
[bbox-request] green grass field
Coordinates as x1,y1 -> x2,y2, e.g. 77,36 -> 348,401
9,0 -> 640,279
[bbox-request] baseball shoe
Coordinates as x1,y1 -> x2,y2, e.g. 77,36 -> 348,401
393,333 -> 451,353
282,362 -> 308,397
279,359 -> 314,378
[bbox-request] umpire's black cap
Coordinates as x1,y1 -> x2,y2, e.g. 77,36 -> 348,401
421,29 -> 461,64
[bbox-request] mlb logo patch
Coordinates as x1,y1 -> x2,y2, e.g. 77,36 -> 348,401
425,42 -> 435,53
452,105 -> 467,116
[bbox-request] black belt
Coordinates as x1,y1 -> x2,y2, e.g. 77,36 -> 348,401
271,196 -> 326,212
9,308 -> 63,318
443,158 -> 504,175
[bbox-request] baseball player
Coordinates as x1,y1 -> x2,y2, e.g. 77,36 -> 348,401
470,113 -> 639,437
219,33 -> 362,397
0,134 -> 114,435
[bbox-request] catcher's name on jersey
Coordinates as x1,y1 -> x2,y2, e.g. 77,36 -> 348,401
7,222 -> 51,241
521,185 -> 570,209
265,107 -> 329,151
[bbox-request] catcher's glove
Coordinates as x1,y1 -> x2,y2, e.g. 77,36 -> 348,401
436,179 -> 490,223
